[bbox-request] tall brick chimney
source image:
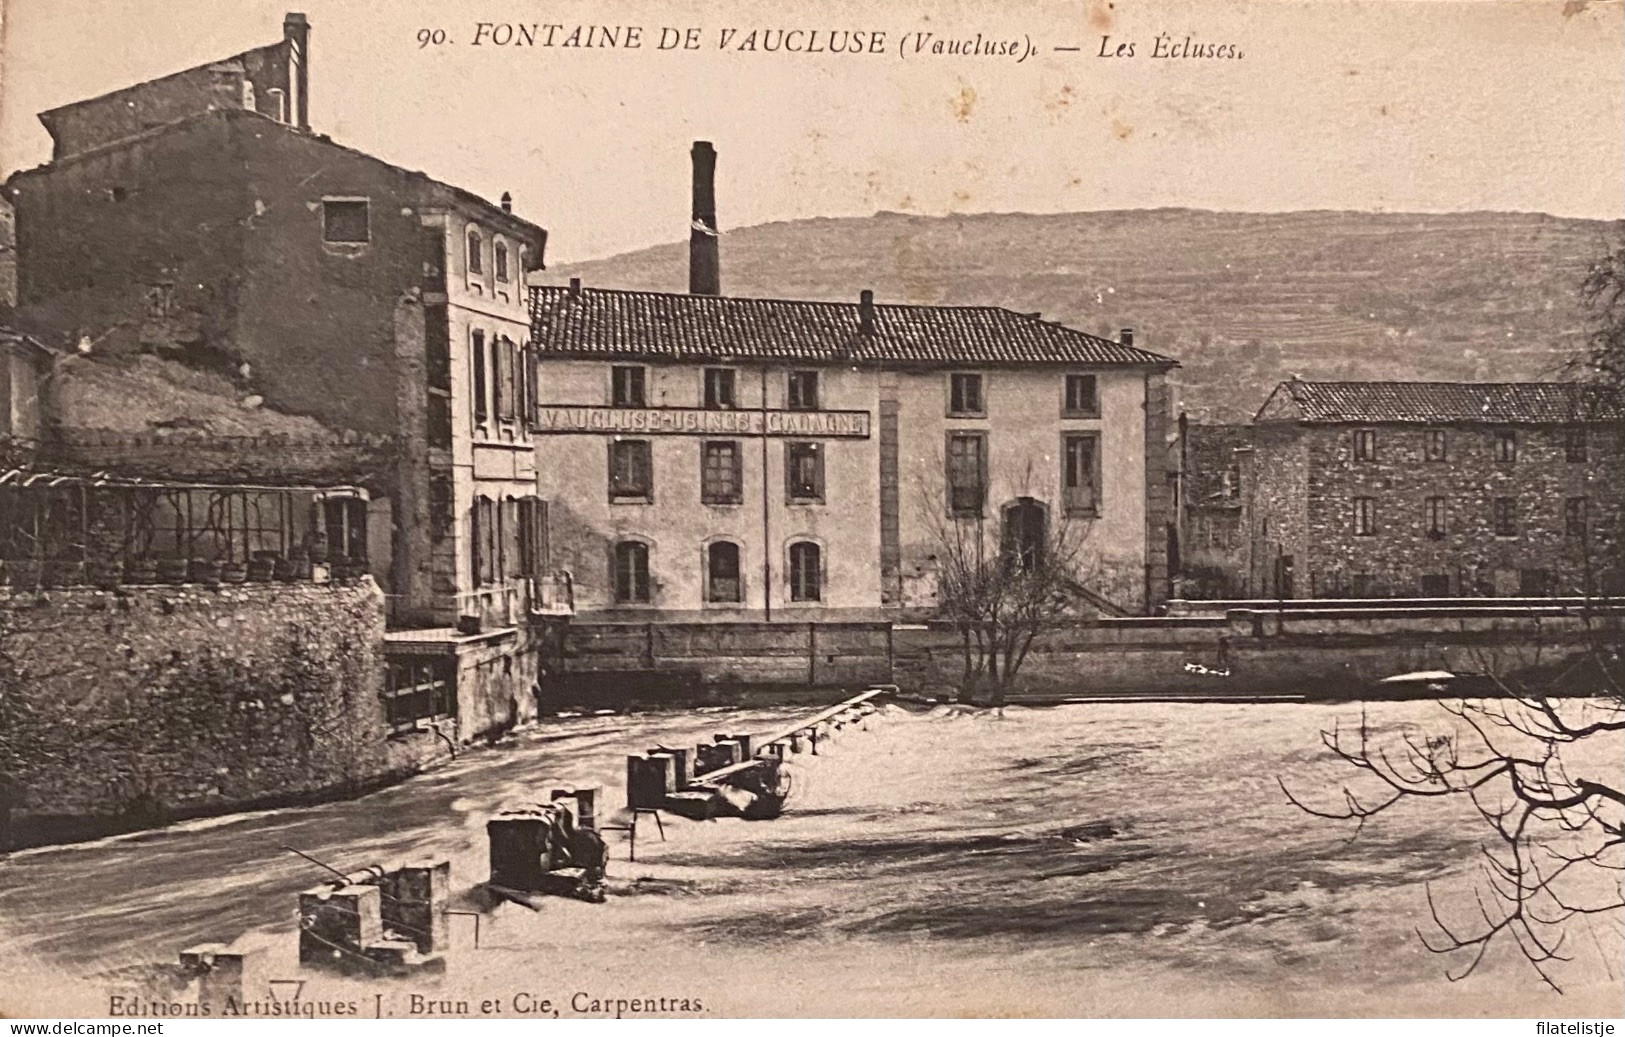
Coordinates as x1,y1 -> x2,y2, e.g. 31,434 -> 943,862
689,141 -> 720,296
284,13 -> 310,132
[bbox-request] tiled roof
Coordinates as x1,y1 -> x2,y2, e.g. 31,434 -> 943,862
528,285 -> 1175,367
1258,380 -> 1621,424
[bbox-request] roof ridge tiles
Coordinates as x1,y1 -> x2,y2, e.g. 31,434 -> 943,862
529,283 -> 1175,368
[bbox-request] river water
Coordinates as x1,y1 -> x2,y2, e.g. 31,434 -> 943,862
1,700 -> 1620,1017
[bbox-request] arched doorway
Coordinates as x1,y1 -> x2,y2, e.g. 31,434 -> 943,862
1001,498 -> 1048,573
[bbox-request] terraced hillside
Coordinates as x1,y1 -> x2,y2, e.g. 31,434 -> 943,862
549,209 -> 1623,422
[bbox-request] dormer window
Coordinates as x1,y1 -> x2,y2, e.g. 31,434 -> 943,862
494,240 -> 510,283
265,87 -> 287,123
467,228 -> 483,275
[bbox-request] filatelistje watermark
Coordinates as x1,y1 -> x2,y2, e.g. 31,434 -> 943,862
1534,1024 -> 1616,1036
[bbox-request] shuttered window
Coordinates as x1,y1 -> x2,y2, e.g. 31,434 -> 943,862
946,432 -> 986,517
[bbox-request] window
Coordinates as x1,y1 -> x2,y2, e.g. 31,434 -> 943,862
518,497 -> 548,577
1494,497 -> 1518,537
524,341 -> 540,427
500,497 -> 522,579
700,441 -> 742,504
1565,497 -> 1588,538
786,442 -> 824,503
321,199 -> 369,244
608,440 -> 653,501
789,541 -> 822,602
1494,430 -> 1518,463
471,495 -> 496,586
428,474 -> 454,543
706,541 -> 742,603
1565,428 -> 1588,463
517,341 -> 533,429
427,394 -> 452,448
426,308 -> 452,392
1062,433 -> 1100,516
787,370 -> 819,411
384,657 -> 455,732
495,241 -> 510,283
703,368 -> 736,409
466,228 -> 483,275
494,336 -> 516,422
1063,374 -> 1099,417
1353,497 -> 1377,537
612,541 -> 650,603
1424,429 -> 1448,462
948,373 -> 984,416
1424,496 -> 1448,538
471,331 -> 489,424
1353,429 -> 1377,462
611,365 -> 647,407
1420,574 -> 1451,597
266,86 -> 287,124
322,497 -> 368,563
1520,569 -> 1553,597
946,432 -> 987,517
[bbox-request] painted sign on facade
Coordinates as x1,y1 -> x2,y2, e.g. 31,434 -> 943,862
532,406 -> 872,438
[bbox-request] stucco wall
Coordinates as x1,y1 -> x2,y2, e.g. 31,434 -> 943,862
533,360 -> 884,617
892,365 -> 1152,613
532,360 -> 1158,617
443,208 -> 540,615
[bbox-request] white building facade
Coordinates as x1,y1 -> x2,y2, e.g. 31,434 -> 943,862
528,283 -> 1176,620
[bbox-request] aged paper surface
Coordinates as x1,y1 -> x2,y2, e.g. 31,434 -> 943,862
1,0 -> 1622,1021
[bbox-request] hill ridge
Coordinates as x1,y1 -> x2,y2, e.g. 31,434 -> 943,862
549,209 -> 1624,421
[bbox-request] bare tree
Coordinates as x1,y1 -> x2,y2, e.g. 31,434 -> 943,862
1281,665 -> 1623,991
921,461 -> 1103,709
1574,240 -> 1625,402
1283,240 -> 1625,992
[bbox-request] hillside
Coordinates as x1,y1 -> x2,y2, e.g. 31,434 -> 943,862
548,209 -> 1623,421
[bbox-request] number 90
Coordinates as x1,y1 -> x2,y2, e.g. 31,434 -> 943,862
417,28 -> 448,47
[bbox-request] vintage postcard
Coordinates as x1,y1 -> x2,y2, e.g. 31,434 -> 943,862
0,0 -> 1622,1022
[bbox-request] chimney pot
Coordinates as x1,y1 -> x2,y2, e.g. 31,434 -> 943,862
283,13 -> 311,132
500,191 -> 512,213
689,141 -> 720,296
859,290 -> 875,336
1119,327 -> 1134,347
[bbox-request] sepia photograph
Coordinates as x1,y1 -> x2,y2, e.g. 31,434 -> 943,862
0,0 -> 1621,1022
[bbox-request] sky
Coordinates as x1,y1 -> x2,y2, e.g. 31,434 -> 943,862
2,0 -> 1621,263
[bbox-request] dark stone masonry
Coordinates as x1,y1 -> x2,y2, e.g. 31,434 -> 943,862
0,579 -> 442,849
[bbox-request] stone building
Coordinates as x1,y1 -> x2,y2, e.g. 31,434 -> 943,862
1244,380 -> 1624,598
1170,417 -> 1251,599
528,281 -> 1178,619
3,199 -> 412,848
3,14 -> 557,743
